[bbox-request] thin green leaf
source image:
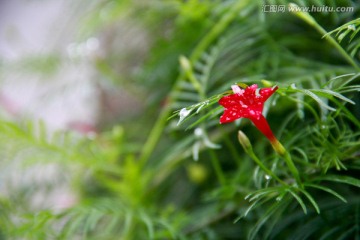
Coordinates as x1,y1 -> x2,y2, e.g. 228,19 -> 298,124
316,175 -> 360,188
248,198 -> 289,240
286,189 -> 307,214
310,89 -> 355,104
301,89 -> 336,112
298,189 -> 320,214
305,183 -> 347,203
140,211 -> 154,239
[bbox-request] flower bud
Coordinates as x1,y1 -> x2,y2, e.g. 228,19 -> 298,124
179,55 -> 192,72
270,139 -> 286,156
238,130 -> 252,152
261,79 -> 273,88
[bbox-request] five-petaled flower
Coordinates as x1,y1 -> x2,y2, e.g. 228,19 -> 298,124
219,84 -> 278,143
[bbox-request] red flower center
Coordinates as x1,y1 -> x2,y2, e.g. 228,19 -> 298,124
219,84 -> 278,142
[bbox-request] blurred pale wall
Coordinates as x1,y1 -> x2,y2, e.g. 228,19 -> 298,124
0,0 -> 145,134
0,0 -> 100,134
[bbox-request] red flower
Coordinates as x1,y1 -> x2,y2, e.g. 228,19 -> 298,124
219,84 -> 278,142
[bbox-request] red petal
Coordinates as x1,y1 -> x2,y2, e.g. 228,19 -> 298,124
247,84 -> 258,91
259,86 -> 278,102
218,94 -> 241,108
218,84 -> 278,125
219,107 -> 243,123
250,115 -> 276,142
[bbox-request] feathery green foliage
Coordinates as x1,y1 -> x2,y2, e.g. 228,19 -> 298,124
1,0 -> 360,239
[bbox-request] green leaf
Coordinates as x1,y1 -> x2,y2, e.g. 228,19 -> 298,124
248,197 -> 290,240
298,189 -> 320,214
304,183 -> 347,203
301,89 -> 336,112
286,189 -> 307,214
310,89 -> 355,105
315,175 -> 360,188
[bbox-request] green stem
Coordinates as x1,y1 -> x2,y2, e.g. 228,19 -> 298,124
190,0 -> 250,62
209,150 -> 226,185
139,104 -> 172,166
247,148 -> 287,186
180,56 -> 206,100
238,131 -> 287,185
290,3 -> 360,71
138,0 -> 249,164
224,137 -> 242,168
271,139 -> 302,187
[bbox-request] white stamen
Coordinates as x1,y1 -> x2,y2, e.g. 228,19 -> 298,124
231,85 -> 244,95
255,88 -> 261,97
194,128 -> 203,137
192,141 -> 200,161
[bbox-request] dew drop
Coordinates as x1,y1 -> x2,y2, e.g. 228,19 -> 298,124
348,24 -> 356,31
196,102 -> 208,113
178,108 -> 191,125
265,175 -> 271,180
239,100 -> 248,108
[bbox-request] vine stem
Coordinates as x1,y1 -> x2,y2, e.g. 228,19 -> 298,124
238,131 -> 287,186
271,139 -> 303,188
209,150 -> 226,185
289,3 -> 360,71
138,0 -> 250,165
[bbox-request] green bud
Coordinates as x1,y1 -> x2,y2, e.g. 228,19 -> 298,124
261,79 -> 273,88
271,139 -> 286,156
179,55 -> 192,72
238,130 -> 252,152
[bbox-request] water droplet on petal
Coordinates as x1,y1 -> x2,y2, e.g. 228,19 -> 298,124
239,100 -> 248,108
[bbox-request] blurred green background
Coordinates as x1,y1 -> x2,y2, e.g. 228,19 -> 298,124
0,0 -> 360,239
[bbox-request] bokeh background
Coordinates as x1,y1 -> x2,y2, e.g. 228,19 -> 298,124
1,0 -> 360,239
